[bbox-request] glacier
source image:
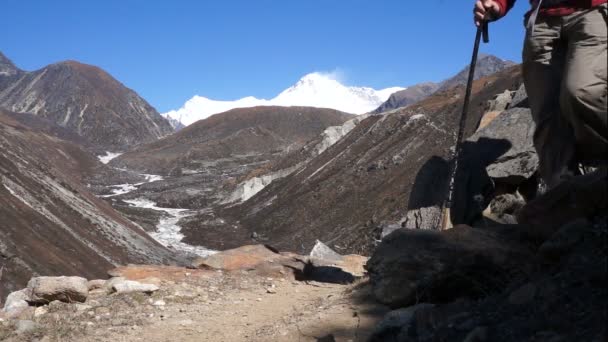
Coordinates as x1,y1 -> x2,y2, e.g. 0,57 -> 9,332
163,72 -> 404,126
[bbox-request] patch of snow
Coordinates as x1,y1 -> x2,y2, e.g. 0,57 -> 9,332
98,152 -> 123,164
163,72 -> 405,126
101,173 -> 163,198
313,115 -> 367,156
2,182 -> 33,210
409,114 -> 425,121
224,165 -> 301,204
142,174 -> 164,182
101,183 -> 139,198
123,198 -> 216,257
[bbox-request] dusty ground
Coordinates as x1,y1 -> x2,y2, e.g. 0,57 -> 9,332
0,269 -> 389,342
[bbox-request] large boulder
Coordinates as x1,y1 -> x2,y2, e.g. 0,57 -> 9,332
26,276 -> 88,304
192,245 -> 282,271
365,225 -> 533,308
517,168 -> 608,238
468,107 -> 537,184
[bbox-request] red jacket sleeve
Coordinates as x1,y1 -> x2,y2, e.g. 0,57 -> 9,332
495,0 -> 516,17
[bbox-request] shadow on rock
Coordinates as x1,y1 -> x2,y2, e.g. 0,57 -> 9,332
405,137 -> 512,229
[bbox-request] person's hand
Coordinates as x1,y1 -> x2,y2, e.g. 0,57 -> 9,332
474,0 -> 502,26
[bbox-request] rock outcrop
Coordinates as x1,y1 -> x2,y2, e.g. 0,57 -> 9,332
366,215 -> 607,341
366,225 -> 533,308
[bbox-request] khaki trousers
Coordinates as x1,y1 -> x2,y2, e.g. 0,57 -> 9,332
523,4 -> 607,188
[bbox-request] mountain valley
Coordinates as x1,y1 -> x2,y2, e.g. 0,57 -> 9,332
1,49 -> 605,342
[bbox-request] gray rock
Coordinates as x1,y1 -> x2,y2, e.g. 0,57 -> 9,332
487,89 -> 514,112
468,108 -> 537,184
369,303 -> 435,342
489,193 -> 525,223
111,280 -> 159,294
27,276 -> 88,304
34,306 -> 48,317
309,240 -> 342,262
366,226 -> 532,308
2,289 -> 30,318
402,206 -> 442,230
15,320 -> 39,335
508,84 -> 528,109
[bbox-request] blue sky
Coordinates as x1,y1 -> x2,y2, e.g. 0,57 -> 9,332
1,0 -> 528,113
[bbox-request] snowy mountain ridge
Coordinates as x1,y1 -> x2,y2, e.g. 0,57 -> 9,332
162,72 -> 404,126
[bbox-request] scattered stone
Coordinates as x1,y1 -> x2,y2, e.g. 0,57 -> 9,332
15,320 -> 39,335
111,279 -> 159,295
488,193 -> 525,223
179,319 -> 194,326
34,306 -> 48,317
2,289 -> 30,318
87,279 -> 106,291
74,304 -> 92,312
369,303 -> 435,342
152,300 -> 166,307
309,240 -> 342,262
27,276 -> 88,304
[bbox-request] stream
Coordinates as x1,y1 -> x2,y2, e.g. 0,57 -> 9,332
97,155 -> 216,257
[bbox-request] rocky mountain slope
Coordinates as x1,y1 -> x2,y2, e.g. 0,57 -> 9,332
112,106 -> 353,176
0,52 -> 173,151
163,72 -> 403,126
0,108 -> 182,299
373,54 -> 515,114
99,107 -> 354,231
181,66 -> 524,254
372,82 -> 440,114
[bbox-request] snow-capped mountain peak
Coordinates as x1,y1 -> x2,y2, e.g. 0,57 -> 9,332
163,72 -> 405,126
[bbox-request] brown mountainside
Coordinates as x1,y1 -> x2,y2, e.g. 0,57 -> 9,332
184,66 -> 524,255
0,53 -> 173,151
112,106 -> 354,175
0,109 -> 181,298
373,54 -> 515,114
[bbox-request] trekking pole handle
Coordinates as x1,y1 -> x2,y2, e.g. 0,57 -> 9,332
482,21 -> 490,43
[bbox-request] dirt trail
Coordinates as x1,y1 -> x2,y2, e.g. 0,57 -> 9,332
1,270 -> 388,342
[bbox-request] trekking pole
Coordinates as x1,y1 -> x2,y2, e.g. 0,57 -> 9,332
440,22 -> 489,230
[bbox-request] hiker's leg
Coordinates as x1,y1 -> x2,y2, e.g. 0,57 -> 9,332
523,17 -> 574,188
561,4 -> 608,166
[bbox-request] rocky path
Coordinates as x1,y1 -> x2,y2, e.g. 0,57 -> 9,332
1,267 -> 388,342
